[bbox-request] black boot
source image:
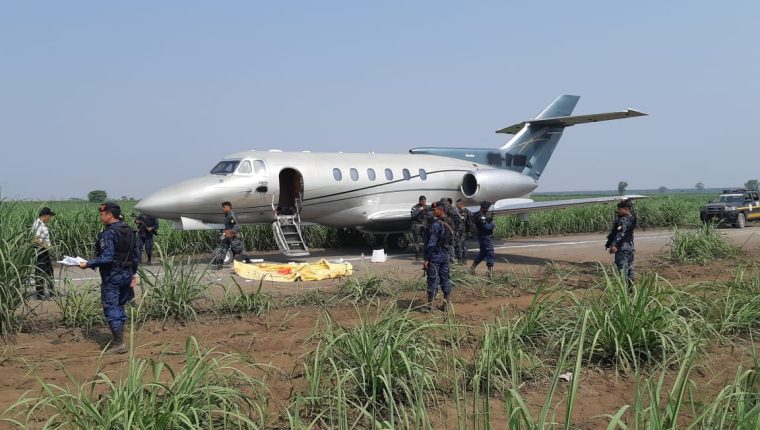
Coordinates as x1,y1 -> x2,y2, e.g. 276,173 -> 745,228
469,262 -> 477,275
420,293 -> 435,313
442,294 -> 452,312
486,265 -> 493,278
109,327 -> 127,354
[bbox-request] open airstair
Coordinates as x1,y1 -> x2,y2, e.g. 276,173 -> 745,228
271,194 -> 310,257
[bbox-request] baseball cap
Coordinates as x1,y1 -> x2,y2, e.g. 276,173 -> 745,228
480,201 -> 492,209
39,207 -> 56,216
99,201 -> 122,218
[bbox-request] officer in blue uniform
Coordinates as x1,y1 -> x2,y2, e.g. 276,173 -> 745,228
211,201 -> 251,269
79,202 -> 140,354
605,199 -> 637,285
135,212 -> 159,264
470,201 -> 495,276
423,201 -> 453,311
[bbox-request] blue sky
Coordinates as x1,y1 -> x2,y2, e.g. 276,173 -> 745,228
1,1 -> 758,199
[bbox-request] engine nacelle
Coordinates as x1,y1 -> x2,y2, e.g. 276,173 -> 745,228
460,169 -> 537,201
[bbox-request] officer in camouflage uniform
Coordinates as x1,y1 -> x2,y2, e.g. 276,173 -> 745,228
605,199 -> 637,285
455,199 -> 473,264
444,198 -> 462,263
423,202 -> 453,311
79,202 -> 140,354
470,201 -> 495,276
410,195 -> 428,260
134,212 -> 159,264
211,201 -> 251,270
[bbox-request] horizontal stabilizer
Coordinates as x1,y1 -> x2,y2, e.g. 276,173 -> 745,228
471,195 -> 647,216
496,109 -> 647,134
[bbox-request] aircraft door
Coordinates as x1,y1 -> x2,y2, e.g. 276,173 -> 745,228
277,168 -> 304,215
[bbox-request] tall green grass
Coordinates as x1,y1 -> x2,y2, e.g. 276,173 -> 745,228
301,306 -> 441,428
667,224 -> 741,265
569,271 -> 700,373
138,251 -> 211,324
0,200 -> 36,337
3,336 -> 269,429
53,281 -> 103,332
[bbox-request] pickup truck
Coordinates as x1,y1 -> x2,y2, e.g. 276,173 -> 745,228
700,189 -> 760,228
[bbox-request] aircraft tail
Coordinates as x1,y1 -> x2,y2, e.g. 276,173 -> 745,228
498,95 -> 580,179
409,95 -> 646,180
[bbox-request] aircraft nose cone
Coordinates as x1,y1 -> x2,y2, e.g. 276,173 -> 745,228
135,187 -> 185,219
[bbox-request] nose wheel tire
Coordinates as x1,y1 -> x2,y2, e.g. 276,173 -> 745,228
734,213 -> 746,229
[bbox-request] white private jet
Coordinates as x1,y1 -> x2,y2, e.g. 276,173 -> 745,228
136,95 -> 646,257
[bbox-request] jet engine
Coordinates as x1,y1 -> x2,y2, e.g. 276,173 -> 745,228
460,169 -> 538,201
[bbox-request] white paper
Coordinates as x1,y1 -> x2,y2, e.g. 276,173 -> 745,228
371,249 -> 387,263
57,256 -> 87,266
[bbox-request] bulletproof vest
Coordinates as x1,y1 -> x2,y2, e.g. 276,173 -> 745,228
621,215 -> 636,243
475,212 -> 494,237
436,219 -> 454,247
224,212 -> 237,230
96,222 -> 135,269
411,204 -> 427,223
446,207 -> 462,231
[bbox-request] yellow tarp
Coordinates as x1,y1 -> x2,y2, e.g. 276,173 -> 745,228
233,259 -> 353,282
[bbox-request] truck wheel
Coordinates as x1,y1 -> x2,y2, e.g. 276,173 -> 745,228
734,213 -> 746,229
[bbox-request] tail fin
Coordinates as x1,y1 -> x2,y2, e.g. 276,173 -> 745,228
499,95 -> 580,179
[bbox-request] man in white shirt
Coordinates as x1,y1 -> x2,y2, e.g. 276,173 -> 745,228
32,207 -> 55,300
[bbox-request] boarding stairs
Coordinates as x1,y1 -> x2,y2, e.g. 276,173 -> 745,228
271,194 -> 310,257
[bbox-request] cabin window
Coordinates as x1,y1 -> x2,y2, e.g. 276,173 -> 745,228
384,168 -> 393,181
513,155 -> 527,167
367,168 -> 376,181
333,168 -> 342,181
253,160 -> 267,175
237,160 -> 252,174
350,168 -> 359,181
419,169 -> 427,180
402,168 -> 411,180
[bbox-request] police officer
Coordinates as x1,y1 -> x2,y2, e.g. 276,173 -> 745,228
423,202 -> 453,311
605,199 -> 637,285
135,212 -> 159,264
211,201 -> 251,270
410,196 -> 428,260
78,202 -> 139,354
445,198 -> 462,264
455,199 -> 473,264
470,201 -> 495,276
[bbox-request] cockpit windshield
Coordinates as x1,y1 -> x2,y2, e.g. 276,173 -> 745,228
210,160 -> 240,175
714,194 -> 744,204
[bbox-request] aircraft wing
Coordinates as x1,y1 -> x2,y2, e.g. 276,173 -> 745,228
470,195 -> 647,216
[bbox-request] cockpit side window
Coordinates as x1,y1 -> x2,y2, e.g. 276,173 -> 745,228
210,160 -> 240,175
237,160 -> 252,174
253,160 -> 267,175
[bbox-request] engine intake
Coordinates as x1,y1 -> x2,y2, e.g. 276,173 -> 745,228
460,169 -> 537,201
